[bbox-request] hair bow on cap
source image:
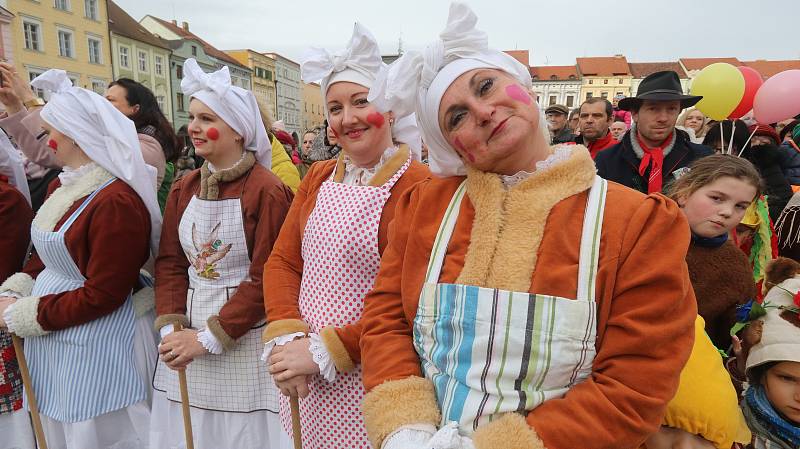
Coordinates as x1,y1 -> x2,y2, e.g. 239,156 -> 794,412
30,69 -> 73,94
181,58 -> 232,98
301,22 -> 383,96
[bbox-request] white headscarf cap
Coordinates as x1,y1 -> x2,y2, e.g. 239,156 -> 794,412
0,131 -> 30,205
368,2 -> 532,176
32,69 -> 162,255
181,58 -> 272,169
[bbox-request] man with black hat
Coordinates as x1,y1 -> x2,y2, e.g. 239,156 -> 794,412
595,71 -> 713,194
545,104 -> 576,144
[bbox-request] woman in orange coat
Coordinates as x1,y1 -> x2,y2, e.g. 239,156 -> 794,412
263,23 -> 429,448
357,4 -> 697,449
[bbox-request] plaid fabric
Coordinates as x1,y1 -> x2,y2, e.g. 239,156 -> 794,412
0,331 -> 23,414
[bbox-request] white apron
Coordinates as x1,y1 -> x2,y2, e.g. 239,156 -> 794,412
413,176 -> 607,434
281,155 -> 411,449
151,188 -> 281,449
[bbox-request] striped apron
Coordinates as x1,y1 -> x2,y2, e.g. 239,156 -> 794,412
413,175 -> 607,435
24,178 -> 145,423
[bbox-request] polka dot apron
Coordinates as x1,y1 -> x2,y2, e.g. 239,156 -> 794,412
280,155 -> 411,449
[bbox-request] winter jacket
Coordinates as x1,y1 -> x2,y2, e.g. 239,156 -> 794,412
595,129 -> 714,194
776,141 -> 800,185
551,126 -> 575,145
612,109 -> 631,127
741,144 -> 794,222
270,137 -> 301,193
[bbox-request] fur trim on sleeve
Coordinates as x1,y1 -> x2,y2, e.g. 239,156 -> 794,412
0,272 -> 34,297
262,319 -> 309,343
473,413 -> 546,449
320,326 -> 355,373
6,296 -> 48,338
132,286 -> 155,318
362,376 -> 441,448
153,313 -> 189,332
206,315 -> 235,352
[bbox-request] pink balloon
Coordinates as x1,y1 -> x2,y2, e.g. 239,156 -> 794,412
753,69 -> 800,124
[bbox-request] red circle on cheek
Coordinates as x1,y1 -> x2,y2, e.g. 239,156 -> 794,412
47,139 -> 58,152
366,112 -> 385,128
206,127 -> 220,140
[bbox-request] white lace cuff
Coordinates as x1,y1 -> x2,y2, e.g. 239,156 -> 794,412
382,423 -> 437,449
197,328 -> 223,355
428,422 -> 475,449
309,332 -> 336,382
159,324 -> 174,339
260,332 -> 306,362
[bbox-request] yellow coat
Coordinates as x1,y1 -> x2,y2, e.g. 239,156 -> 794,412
270,138 -> 301,193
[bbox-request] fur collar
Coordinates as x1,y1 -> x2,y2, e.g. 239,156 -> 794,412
33,164 -> 114,232
199,151 -> 255,200
333,145 -> 410,186
456,145 -> 597,291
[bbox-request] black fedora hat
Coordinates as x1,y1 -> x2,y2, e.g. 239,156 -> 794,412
619,71 -> 702,111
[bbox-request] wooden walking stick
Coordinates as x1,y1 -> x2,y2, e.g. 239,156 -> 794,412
173,323 -> 195,449
290,395 -> 302,449
11,334 -> 48,449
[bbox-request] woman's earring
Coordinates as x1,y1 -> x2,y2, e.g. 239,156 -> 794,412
389,118 -> 395,126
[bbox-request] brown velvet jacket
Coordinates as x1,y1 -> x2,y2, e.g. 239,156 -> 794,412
0,181 -> 32,281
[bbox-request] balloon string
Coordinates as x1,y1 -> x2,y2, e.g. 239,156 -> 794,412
728,123 -> 736,155
720,121 -> 725,154
738,127 -> 759,158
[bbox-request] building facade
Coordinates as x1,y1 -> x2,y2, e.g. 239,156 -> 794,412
301,82 -> 323,132
265,52 -> 301,138
530,65 -> 582,111
0,6 -> 14,63
629,62 -> 689,98
107,1 -> 172,121
225,49 -> 276,116
5,0 -> 112,94
577,56 -> 632,102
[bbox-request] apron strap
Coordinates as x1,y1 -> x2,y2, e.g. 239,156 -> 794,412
57,177 -> 117,234
576,176 -> 607,302
424,181 -> 467,284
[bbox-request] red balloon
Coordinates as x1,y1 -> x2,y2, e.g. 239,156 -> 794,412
728,66 -> 763,119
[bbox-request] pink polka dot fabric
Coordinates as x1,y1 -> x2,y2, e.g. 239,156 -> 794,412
280,157 -> 411,449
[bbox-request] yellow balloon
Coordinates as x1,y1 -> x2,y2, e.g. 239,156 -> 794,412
690,63 -> 745,120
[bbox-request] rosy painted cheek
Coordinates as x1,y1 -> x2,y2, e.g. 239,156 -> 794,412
331,128 -> 339,138
206,127 -> 220,141
505,84 -> 531,105
366,112 -> 385,128
454,137 -> 475,163
47,139 -> 58,153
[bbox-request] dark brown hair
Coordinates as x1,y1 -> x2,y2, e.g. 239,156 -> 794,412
668,154 -> 763,203
579,97 -> 613,120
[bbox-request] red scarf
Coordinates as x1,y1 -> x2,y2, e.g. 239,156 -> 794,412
587,132 -> 618,158
636,132 -> 672,194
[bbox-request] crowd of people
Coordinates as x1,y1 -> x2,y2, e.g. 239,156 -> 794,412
0,2 -> 799,449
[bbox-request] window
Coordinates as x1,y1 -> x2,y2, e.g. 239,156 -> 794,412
619,79 -> 623,84
138,51 -> 147,72
176,93 -> 185,111
616,91 -> 623,97
586,92 -> 593,100
601,92 -> 609,99
155,56 -> 163,76
54,0 -> 70,11
604,79 -> 608,85
566,95 -> 574,108
28,70 -> 45,98
23,20 -> 42,51
191,45 -> 197,56
548,95 -> 557,106
119,46 -> 129,68
58,29 -> 74,58
588,79 -> 593,84
176,64 -> 183,79
87,37 -> 101,64
156,95 -> 165,112
84,0 -> 98,19
91,80 -> 105,94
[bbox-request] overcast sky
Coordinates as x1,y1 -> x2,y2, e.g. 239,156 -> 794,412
117,0 -> 798,66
